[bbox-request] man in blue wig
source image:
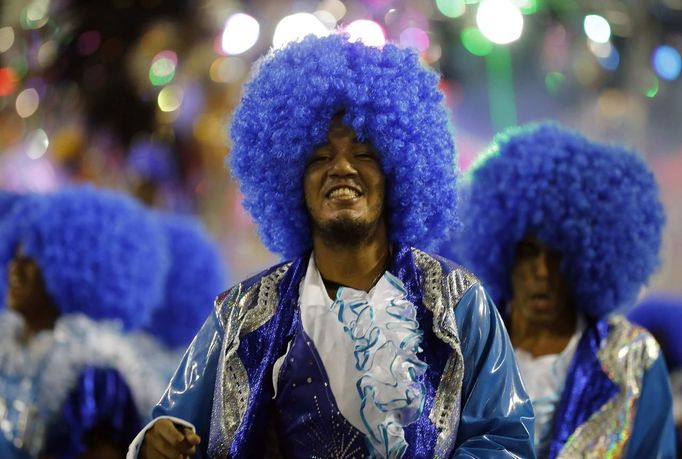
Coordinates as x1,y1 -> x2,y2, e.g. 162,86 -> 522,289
458,123 -> 675,458
131,34 -> 534,458
0,186 -> 170,458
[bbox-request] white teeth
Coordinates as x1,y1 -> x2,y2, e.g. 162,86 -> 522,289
329,187 -> 359,199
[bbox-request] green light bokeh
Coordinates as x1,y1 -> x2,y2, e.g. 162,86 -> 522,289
461,27 -> 493,57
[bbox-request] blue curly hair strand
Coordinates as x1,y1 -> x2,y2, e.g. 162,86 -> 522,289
0,186 -> 168,330
143,212 -> 227,348
229,34 -> 458,259
459,123 -> 665,320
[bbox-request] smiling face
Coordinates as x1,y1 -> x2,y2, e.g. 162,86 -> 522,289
303,116 -> 386,247
509,235 -> 572,324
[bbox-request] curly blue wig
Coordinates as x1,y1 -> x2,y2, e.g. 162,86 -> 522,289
143,212 -> 227,348
458,123 -> 665,319
0,186 -> 168,329
229,34 -> 458,258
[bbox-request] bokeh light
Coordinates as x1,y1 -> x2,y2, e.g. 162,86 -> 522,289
584,14 -> 611,44
598,46 -> 620,71
26,129 -> 49,160
345,19 -> 386,48
21,1 -> 49,29
157,85 -> 184,112
476,0 -> 524,45
37,40 -> 58,68
400,27 -> 430,52
652,45 -> 681,81
15,88 -> 40,118
461,27 -> 493,56
209,57 -> 247,84
545,71 -> 565,94
221,13 -> 260,55
0,67 -> 18,96
313,10 -> 338,28
273,13 -> 329,49
0,26 -> 15,53
318,0 -> 347,20
149,50 -> 177,86
517,0 -> 541,15
77,30 -> 102,56
436,0 -> 466,18
645,75 -> 659,98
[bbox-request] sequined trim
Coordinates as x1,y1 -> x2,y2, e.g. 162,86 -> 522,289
213,264 -> 292,452
412,249 -> 479,457
557,315 -> 660,459
242,263 -> 292,335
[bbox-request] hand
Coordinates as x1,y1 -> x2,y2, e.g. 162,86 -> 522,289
140,418 -> 201,459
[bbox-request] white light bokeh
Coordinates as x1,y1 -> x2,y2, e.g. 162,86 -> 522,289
273,13 -> 330,49
26,129 -> 49,159
221,13 -> 260,55
476,0 -> 524,45
584,14 -> 611,44
0,26 -> 14,53
16,88 -> 40,118
345,19 -> 386,48
318,0 -> 347,21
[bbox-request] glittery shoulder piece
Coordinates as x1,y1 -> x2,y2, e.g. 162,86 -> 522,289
210,263 -> 292,455
411,248 -> 479,457
558,315 -> 661,459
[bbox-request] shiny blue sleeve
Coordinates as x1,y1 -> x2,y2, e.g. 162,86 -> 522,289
626,355 -> 676,459
150,308 -> 225,457
452,283 -> 536,458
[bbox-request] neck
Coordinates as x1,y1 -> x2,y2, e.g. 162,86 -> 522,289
19,302 -> 59,342
510,305 -> 577,358
312,222 -> 390,295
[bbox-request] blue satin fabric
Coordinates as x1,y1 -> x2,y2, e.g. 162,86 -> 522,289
547,319 -> 618,459
150,246 -> 535,458
44,366 -> 142,459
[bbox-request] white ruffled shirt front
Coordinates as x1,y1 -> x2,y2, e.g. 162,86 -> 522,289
272,255 -> 426,458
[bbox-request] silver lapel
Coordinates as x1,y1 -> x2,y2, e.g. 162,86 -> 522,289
412,248 -> 478,457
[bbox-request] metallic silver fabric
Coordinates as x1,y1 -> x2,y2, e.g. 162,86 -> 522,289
412,248 -> 479,457
213,264 -> 293,452
557,315 -> 660,459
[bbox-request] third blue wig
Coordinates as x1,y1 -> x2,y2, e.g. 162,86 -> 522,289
229,34 -> 458,258
459,123 -> 665,319
144,213 -> 227,348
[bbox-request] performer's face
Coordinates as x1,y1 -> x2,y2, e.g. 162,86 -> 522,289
6,249 -> 51,316
509,235 -> 572,324
304,116 -> 386,247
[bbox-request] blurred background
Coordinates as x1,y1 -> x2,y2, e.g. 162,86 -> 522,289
0,0 -> 680,293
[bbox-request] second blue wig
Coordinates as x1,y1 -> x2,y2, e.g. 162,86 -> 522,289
144,213 -> 227,348
459,123 -> 665,319
0,186 -> 168,330
229,34 -> 458,258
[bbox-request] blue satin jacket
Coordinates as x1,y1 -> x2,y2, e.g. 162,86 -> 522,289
547,315 -> 675,459
148,246 -> 535,458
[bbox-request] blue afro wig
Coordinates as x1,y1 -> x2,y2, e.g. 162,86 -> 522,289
459,123 -> 665,320
144,212 -> 227,348
229,34 -> 458,258
0,186 -> 168,330
627,295 -> 682,370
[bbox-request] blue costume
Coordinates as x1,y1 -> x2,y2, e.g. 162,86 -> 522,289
458,123 -> 675,458
0,187 -> 170,458
129,34 -> 534,458
129,246 -> 534,457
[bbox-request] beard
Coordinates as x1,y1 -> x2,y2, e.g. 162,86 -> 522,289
311,213 -> 381,249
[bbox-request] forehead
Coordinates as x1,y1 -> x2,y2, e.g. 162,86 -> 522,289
327,116 -> 357,139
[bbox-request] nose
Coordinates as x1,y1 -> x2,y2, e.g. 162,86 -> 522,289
534,251 -> 549,279
328,151 -> 357,177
